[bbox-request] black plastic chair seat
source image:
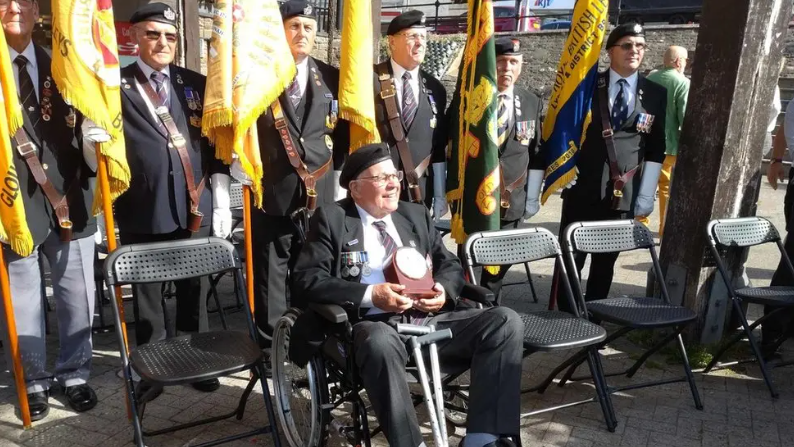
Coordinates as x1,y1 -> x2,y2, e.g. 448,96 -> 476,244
520,311 -> 606,351
735,286 -> 794,306
588,297 -> 696,328
130,331 -> 262,386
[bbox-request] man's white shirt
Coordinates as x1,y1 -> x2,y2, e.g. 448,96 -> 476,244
357,205 -> 404,315
390,58 -> 420,112
608,68 -> 639,117
9,42 -> 39,100
134,58 -> 171,122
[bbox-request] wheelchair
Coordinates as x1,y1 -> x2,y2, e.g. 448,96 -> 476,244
270,285 -> 496,447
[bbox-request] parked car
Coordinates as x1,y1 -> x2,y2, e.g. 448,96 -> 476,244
541,20 -> 571,31
431,6 -> 539,34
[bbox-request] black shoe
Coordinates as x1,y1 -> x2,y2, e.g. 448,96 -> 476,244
26,391 -> 49,422
459,438 -> 517,447
135,381 -> 163,403
191,378 -> 220,392
64,384 -> 98,413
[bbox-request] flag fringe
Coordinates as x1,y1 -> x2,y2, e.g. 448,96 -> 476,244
9,234 -> 32,258
541,169 -> 577,205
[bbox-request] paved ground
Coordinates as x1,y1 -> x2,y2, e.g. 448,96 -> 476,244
0,180 -> 792,447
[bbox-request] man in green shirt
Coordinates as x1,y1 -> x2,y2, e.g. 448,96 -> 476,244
638,46 -> 690,237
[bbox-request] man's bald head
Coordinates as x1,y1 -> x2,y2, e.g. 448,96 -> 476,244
663,46 -> 688,73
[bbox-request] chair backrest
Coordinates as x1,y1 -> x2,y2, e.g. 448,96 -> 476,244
230,181 -> 244,209
707,217 -> 780,248
464,227 -> 561,269
565,220 -> 654,255
103,237 -> 239,287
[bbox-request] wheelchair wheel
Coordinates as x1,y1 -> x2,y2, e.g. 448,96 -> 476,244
272,308 -> 330,447
444,388 -> 469,427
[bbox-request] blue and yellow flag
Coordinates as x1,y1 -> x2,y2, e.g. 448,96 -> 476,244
540,0 -> 608,204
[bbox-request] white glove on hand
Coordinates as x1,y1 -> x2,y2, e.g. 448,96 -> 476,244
523,169 -> 545,220
432,162 -> 448,221
334,170 -> 347,201
230,159 -> 252,186
80,119 -> 110,173
633,161 -> 663,218
211,174 -> 233,238
95,212 -> 106,246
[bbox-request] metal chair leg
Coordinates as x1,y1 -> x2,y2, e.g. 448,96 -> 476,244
675,332 -> 704,410
585,348 -> 617,432
523,262 -> 538,303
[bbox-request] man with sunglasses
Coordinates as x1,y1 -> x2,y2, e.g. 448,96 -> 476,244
529,22 -> 667,310
373,10 -> 449,220
116,2 -> 231,396
0,0 -> 101,420
291,143 -> 523,447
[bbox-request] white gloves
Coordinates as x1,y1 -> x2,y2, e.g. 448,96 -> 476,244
80,119 -> 110,172
634,161 -> 663,217
334,170 -> 347,201
211,173 -> 232,239
432,162 -> 448,220
524,169 -> 544,220
230,159 -> 252,186
95,212 -> 106,246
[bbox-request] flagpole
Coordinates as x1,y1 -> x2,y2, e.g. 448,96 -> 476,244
243,186 -> 255,313
0,248 -> 31,428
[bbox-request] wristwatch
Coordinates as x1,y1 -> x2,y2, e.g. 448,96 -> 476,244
772,157 -> 784,164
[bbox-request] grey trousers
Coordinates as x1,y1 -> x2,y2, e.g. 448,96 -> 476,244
1,232 -> 95,393
353,307 -> 524,447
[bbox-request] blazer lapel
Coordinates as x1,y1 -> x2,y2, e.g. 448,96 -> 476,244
391,210 -> 420,254
169,68 -> 190,137
622,76 -> 646,131
342,201 -> 365,283
120,64 -> 167,139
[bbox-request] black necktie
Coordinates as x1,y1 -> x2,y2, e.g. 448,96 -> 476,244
401,71 -> 417,129
497,94 -> 509,146
14,55 -> 40,129
612,79 -> 629,130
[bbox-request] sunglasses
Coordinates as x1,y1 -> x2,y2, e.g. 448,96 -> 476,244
616,42 -> 647,51
143,30 -> 178,44
0,0 -> 34,10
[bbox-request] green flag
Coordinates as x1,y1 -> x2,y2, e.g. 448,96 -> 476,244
446,0 -> 500,246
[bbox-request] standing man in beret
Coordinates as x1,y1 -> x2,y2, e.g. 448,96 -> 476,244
374,10 -> 448,219
530,23 -> 666,310
0,0 -> 101,420
117,2 -> 231,394
231,0 -> 349,347
479,37 -> 543,299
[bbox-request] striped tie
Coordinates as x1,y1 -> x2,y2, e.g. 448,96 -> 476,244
288,77 -> 302,109
497,93 -> 509,146
401,71 -> 417,129
150,71 -> 169,109
612,79 -> 629,130
14,55 -> 40,129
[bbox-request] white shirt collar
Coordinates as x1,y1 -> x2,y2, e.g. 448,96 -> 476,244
8,42 -> 37,71
390,58 -> 420,82
295,57 -> 310,95
356,204 -> 396,230
609,68 -> 638,91
135,57 -> 171,80
498,86 -> 515,100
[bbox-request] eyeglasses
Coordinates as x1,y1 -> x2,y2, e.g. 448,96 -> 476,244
143,30 -> 178,44
399,32 -> 427,43
357,171 -> 404,187
617,42 -> 647,51
0,0 -> 35,10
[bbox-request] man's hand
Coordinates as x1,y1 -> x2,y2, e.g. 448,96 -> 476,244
768,161 -> 786,190
371,283 -> 413,313
413,283 -> 446,313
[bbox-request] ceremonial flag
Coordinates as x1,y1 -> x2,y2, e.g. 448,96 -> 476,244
446,0 -> 500,246
51,0 -> 130,214
539,0 -> 608,204
0,32 -> 31,256
202,0 -> 295,207
339,0 -> 380,151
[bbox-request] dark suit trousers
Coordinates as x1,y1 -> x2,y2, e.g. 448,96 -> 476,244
763,171 -> 794,345
479,219 -> 522,301
119,226 -> 210,346
353,307 -> 524,447
251,211 -> 301,345
557,195 -> 628,313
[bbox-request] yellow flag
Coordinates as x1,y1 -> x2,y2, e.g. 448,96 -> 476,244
339,0 -> 380,151
0,33 -> 32,256
51,0 -> 130,214
202,0 -> 296,207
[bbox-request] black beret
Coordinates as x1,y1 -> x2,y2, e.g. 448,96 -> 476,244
387,10 -> 426,36
130,2 -> 178,27
280,0 -> 317,21
606,22 -> 645,48
340,144 -> 392,189
495,37 -> 521,56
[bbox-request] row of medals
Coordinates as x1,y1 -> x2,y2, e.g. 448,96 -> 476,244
341,252 -> 371,278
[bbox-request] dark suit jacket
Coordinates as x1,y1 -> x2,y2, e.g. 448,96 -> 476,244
291,198 -> 465,320
560,71 -> 666,212
500,86 -> 542,222
373,61 -> 448,206
255,57 -> 349,216
116,62 -> 227,235
9,45 -> 95,245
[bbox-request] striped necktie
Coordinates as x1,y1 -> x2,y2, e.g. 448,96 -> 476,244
150,71 -> 169,109
497,93 -> 509,146
288,76 -> 302,109
14,55 -> 40,129
401,71 -> 417,129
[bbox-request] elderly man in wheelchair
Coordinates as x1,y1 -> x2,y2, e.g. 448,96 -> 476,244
275,144 -> 524,447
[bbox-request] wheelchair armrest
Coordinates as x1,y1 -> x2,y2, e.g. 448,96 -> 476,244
308,303 -> 349,324
460,284 -> 495,306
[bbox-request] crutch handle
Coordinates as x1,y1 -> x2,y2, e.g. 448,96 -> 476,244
414,329 -> 453,347
396,323 -> 433,335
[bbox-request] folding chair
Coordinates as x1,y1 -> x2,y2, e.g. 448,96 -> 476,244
541,220 -> 702,410
705,217 -> 794,398
463,227 -> 617,431
102,237 -> 280,447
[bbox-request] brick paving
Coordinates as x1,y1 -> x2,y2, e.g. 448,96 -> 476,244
0,181 -> 791,447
